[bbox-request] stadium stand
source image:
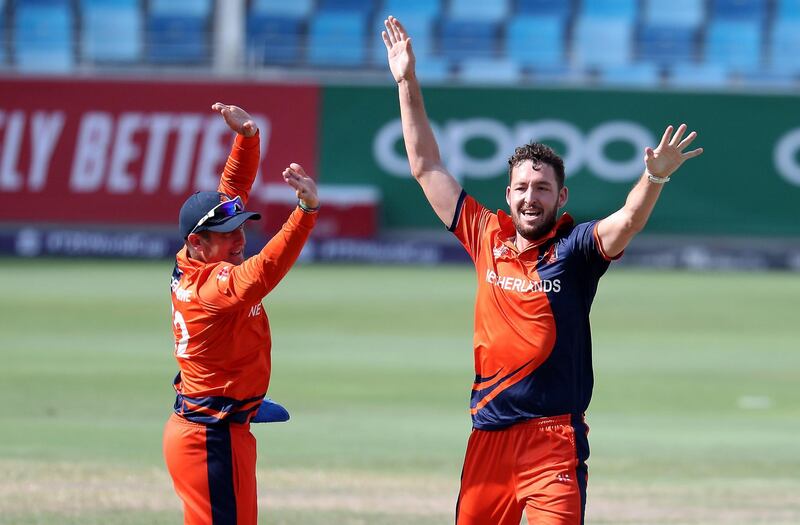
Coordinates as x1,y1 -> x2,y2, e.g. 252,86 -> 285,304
14,0 -> 74,73
637,25 -> 698,66
81,0 -> 142,64
308,11 -> 368,67
668,62 -> 729,88
5,0 -> 799,90
704,20 -> 762,74
600,62 -> 661,87
505,15 -> 566,69
440,19 -> 498,62
573,17 -> 634,69
459,57 -> 521,84
643,0 -> 705,29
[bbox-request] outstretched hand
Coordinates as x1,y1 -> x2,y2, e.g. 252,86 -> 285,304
382,16 -> 415,83
283,163 -> 319,209
645,124 -> 703,178
212,102 -> 258,137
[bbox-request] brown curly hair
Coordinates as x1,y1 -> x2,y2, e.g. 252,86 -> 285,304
507,142 -> 565,188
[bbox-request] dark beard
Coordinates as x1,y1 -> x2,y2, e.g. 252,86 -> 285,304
512,206 -> 558,241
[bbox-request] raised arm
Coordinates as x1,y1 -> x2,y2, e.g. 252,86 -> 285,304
596,124 -> 703,258
383,16 -> 462,226
212,102 -> 260,205
198,163 -> 319,311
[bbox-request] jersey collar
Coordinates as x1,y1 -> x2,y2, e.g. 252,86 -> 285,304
496,210 -> 574,253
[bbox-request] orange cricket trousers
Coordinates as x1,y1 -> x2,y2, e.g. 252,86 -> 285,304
456,414 -> 589,525
163,413 -> 258,525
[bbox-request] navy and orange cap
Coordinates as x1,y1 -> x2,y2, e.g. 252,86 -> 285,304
179,191 -> 261,239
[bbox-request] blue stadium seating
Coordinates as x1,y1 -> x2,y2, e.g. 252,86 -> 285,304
668,63 -> 729,88
81,0 -> 142,63
638,25 -> 697,65
710,0 -> 767,21
449,0 -> 509,22
251,0 -> 314,18
704,20 -> 762,73
14,1 -> 74,72
601,63 -> 661,87
532,64 -> 589,84
147,15 -> 210,64
643,0 -> 704,29
379,0 -> 441,21
248,15 -> 304,65
505,15 -> 565,68
769,21 -> 800,74
414,56 -> 452,83
440,19 -> 497,61
319,0 -> 377,13
582,0 -> 638,22
573,17 -> 633,68
2,0 -> 796,88
739,69 -> 797,89
0,3 -> 6,64
459,58 -> 521,84
308,12 -> 368,66
777,0 -> 800,20
516,0 -> 573,20
150,0 -> 210,16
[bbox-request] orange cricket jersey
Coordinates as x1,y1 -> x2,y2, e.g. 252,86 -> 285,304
449,192 -> 619,430
168,132 -> 316,424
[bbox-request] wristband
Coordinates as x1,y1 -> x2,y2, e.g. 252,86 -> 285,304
298,201 -> 320,213
647,173 -> 670,184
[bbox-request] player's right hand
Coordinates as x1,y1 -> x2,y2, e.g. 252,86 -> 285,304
382,16 -> 415,83
212,102 -> 258,137
282,163 -> 319,210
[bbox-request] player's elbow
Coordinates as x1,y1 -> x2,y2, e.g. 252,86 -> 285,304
618,210 -> 647,235
409,160 -> 442,181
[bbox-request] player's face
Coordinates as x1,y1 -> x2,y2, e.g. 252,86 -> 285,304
196,226 -> 246,265
506,160 -> 568,241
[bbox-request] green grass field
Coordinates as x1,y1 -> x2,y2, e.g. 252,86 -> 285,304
1,259 -> 798,524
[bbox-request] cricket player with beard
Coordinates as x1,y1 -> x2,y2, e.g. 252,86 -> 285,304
164,103 -> 318,525
382,16 -> 703,525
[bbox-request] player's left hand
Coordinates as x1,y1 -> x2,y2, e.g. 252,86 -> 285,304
645,124 -> 703,179
212,102 -> 258,137
282,163 -> 319,209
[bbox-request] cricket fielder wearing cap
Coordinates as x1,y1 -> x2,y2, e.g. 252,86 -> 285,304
382,16 -> 704,525
163,103 -> 319,525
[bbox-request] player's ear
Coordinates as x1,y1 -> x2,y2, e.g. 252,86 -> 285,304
505,185 -> 512,208
186,233 -> 205,257
557,185 -> 568,209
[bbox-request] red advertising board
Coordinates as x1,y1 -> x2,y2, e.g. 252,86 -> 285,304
0,78 -> 319,226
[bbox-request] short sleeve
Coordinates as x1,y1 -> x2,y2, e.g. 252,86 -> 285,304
566,221 -> 621,280
448,191 -> 492,261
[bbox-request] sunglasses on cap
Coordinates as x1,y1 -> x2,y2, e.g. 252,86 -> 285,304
189,196 -> 244,235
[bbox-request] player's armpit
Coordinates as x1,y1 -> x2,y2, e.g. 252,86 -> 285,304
415,165 -> 463,227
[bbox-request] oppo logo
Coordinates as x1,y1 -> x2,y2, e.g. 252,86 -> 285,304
774,128 -> 800,186
373,118 -> 656,183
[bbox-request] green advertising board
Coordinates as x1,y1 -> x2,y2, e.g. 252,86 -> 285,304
320,86 -> 800,236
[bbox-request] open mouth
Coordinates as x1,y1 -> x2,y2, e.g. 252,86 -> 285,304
521,208 -> 542,220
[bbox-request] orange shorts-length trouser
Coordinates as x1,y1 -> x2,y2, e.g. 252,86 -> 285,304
456,414 -> 589,525
163,413 -> 258,525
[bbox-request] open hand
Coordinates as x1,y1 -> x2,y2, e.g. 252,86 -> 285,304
382,16 -> 415,83
212,102 -> 258,137
282,163 -> 319,209
645,124 -> 703,178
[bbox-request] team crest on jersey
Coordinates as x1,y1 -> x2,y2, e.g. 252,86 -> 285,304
493,244 -> 510,259
542,245 -> 559,264
217,265 -> 231,281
